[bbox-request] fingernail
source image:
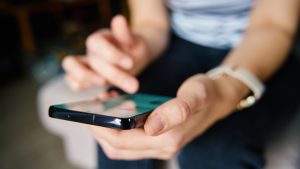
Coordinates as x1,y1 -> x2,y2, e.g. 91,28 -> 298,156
120,57 -> 133,69
123,81 -> 136,93
147,114 -> 164,135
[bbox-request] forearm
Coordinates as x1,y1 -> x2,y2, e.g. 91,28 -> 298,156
128,0 -> 170,60
223,27 -> 295,81
217,0 -> 299,101
223,0 -> 299,81
131,24 -> 170,60
214,27 -> 296,107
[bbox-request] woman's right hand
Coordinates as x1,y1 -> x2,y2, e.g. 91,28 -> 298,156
62,15 -> 152,93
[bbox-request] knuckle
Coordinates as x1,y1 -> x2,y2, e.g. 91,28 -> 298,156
103,48 -> 116,61
195,83 -> 209,107
62,56 -> 74,70
87,55 -> 98,66
76,70 -> 89,82
98,44 -> 122,64
86,31 -> 123,64
107,46 -> 124,60
85,33 -> 98,48
108,68 -> 124,82
86,29 -> 109,51
197,82 -> 208,100
105,66 -> 117,77
175,99 -> 191,122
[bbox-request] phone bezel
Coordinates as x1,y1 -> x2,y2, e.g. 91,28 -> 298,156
49,105 -> 152,129
48,93 -> 172,129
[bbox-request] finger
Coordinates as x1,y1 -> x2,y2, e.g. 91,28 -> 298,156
111,15 -> 134,47
64,75 -> 92,91
95,92 -> 111,100
62,56 -> 105,86
88,56 -> 139,93
95,90 -> 120,100
98,137 -> 169,160
109,90 -> 120,97
144,98 -> 192,136
86,30 -> 133,69
65,75 -> 81,91
88,126 -> 166,150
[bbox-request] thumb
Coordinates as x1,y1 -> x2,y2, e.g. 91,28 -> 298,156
111,15 -> 134,47
144,99 -> 192,136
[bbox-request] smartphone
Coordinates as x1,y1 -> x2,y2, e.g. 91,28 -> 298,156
49,93 -> 172,129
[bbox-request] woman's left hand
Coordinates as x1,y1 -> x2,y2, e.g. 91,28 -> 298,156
88,74 -> 248,160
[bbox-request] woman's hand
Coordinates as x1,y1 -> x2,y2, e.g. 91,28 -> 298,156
62,15 -> 152,93
88,74 -> 248,160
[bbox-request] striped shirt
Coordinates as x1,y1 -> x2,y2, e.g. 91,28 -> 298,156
167,0 -> 254,49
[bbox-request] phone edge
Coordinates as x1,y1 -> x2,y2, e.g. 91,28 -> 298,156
48,106 -> 136,129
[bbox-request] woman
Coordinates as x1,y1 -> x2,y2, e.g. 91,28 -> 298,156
62,0 -> 300,168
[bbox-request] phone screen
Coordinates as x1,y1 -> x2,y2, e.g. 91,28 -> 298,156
53,94 -> 171,118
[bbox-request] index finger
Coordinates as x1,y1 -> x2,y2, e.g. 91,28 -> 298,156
86,29 -> 133,70
88,55 -> 139,93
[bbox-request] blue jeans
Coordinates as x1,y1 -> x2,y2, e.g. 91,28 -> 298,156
97,34 -> 300,169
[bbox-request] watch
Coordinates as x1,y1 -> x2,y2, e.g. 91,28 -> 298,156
207,66 -> 265,110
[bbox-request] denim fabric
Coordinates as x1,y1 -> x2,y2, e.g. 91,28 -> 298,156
97,34 -> 300,169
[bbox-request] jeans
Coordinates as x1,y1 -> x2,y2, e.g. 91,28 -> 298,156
97,34 -> 300,169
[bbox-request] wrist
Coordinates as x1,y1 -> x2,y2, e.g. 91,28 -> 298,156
132,27 -> 169,60
207,65 -> 265,110
214,75 -> 250,107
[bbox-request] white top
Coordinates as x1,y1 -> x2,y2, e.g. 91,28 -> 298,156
167,0 -> 254,49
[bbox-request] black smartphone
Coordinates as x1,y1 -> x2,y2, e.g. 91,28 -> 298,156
49,93 -> 172,129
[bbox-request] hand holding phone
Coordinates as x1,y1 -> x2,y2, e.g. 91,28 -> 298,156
49,93 -> 171,129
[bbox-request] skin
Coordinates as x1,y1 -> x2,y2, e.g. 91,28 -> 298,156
62,0 -> 300,160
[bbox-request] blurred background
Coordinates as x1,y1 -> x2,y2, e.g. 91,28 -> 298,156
0,0 -> 300,169
0,0 -> 127,168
